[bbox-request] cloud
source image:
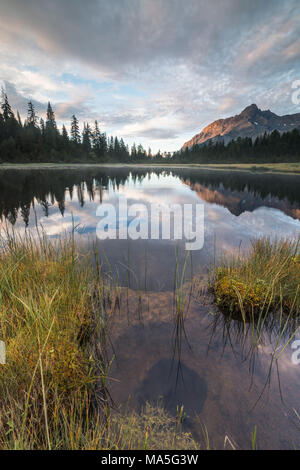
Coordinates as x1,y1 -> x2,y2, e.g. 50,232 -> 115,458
217,97 -> 238,113
126,128 -> 179,140
1,81 -> 45,119
1,0 -> 298,80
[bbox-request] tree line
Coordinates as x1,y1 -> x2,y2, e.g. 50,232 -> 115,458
0,89 -> 151,163
1,88 -> 300,164
170,129 -> 300,164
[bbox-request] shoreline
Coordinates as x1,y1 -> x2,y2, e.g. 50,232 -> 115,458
0,162 -> 300,175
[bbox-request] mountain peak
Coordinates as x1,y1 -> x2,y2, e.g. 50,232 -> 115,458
241,103 -> 259,115
182,104 -> 300,149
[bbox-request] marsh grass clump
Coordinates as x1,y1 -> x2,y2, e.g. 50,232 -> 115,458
0,229 -> 111,449
212,237 -> 300,321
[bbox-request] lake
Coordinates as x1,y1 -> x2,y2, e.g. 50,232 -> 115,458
0,165 -> 300,449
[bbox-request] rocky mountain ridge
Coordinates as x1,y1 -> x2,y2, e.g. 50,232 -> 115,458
182,104 -> 300,149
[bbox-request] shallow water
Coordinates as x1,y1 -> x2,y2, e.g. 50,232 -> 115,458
108,288 -> 300,450
1,166 -> 300,449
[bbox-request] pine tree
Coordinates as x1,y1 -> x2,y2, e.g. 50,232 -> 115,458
108,136 -> 114,154
131,143 -> 137,160
82,122 -> 92,151
119,138 -> 128,160
27,101 -> 37,127
46,102 -> 56,129
114,136 -> 120,156
92,120 -> 101,153
100,131 -> 107,156
1,88 -> 14,121
62,125 -> 69,142
137,144 -> 145,160
70,115 -> 80,144
45,102 -> 58,150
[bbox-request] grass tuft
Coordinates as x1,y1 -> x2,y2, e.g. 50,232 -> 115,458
212,237 -> 300,321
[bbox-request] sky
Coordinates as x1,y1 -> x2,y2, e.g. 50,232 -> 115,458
0,0 -> 300,153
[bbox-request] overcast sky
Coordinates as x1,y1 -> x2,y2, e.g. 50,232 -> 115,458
0,0 -> 299,152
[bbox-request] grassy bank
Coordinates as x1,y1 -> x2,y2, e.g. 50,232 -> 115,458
200,162 -> 300,174
0,231 -> 199,450
0,162 -> 300,175
193,162 -> 300,174
212,237 -> 300,323
0,230 -> 107,449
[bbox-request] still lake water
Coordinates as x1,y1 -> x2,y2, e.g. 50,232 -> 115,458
1,166 -> 300,449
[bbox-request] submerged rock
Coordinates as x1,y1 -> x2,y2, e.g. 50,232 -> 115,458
135,358 -> 207,418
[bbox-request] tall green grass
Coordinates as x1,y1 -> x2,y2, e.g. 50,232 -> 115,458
0,228 -> 112,449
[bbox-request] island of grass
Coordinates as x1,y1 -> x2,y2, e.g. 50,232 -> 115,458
212,238 -> 300,322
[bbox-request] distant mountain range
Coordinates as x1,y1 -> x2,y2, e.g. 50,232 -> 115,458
182,104 -> 300,149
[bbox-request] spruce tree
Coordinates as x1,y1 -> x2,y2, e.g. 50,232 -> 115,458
62,125 -> 69,142
70,115 -> 80,144
82,122 -> 92,151
45,102 -> 58,149
46,102 -> 56,129
61,125 -> 69,155
92,120 -> 101,154
27,101 -> 37,127
1,88 -> 14,121
100,131 -> 107,157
